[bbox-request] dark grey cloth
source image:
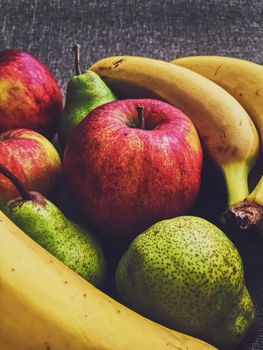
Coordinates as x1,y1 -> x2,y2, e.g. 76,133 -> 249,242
1,0 -> 263,93
1,1 -> 263,349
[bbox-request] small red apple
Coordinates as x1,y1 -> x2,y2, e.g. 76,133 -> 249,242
0,49 -> 63,138
64,99 -> 203,240
0,128 -> 62,207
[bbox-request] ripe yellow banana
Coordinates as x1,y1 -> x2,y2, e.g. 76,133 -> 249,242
170,56 -> 263,229
170,55 -> 263,150
90,56 -> 260,207
0,211 -> 217,350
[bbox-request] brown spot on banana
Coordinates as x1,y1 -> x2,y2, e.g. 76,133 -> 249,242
214,64 -> 223,77
112,58 -> 125,69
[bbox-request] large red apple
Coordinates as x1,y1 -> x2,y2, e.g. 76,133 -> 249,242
0,49 -> 63,138
0,128 -> 62,207
64,99 -> 203,240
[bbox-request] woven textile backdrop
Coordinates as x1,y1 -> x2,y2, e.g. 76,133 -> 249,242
1,1 -> 263,349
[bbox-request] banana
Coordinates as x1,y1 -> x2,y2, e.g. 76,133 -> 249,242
90,56 -> 260,207
171,56 -> 263,229
170,55 -> 263,150
0,210 -> 216,350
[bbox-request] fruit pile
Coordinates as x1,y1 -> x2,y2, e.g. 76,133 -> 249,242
0,46 -> 262,350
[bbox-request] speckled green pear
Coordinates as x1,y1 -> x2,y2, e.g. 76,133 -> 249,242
115,216 -> 255,349
58,69 -> 116,147
58,44 -> 116,147
3,192 -> 106,287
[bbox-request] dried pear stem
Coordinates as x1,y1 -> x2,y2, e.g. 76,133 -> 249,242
73,43 -> 81,75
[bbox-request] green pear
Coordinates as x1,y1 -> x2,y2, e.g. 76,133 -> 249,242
115,216 -> 255,349
0,165 -> 106,287
58,44 -> 116,147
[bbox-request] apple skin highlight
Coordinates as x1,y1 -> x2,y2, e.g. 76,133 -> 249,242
0,49 -> 63,138
64,99 -> 203,240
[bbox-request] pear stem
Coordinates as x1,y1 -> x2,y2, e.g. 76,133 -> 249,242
73,43 -> 81,75
136,106 -> 145,129
0,165 -> 32,200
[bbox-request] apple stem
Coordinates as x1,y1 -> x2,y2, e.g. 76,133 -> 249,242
0,165 -> 32,201
136,106 -> 145,129
73,43 -> 81,75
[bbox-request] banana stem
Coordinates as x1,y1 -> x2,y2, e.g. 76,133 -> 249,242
73,43 -> 81,76
223,163 -> 249,206
224,201 -> 263,230
222,173 -> 263,230
0,165 -> 32,201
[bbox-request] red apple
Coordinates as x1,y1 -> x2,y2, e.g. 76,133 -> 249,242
0,128 -> 62,207
0,49 -> 63,138
64,99 -> 203,240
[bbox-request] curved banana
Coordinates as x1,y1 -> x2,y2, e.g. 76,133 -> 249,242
0,211 -> 216,350
170,56 -> 263,150
90,56 -> 260,207
171,56 -> 263,229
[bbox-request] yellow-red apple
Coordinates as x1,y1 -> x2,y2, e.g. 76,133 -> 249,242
0,49 -> 63,138
0,128 -> 62,207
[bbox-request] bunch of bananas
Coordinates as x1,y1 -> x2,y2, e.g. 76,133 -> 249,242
90,55 -> 263,232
